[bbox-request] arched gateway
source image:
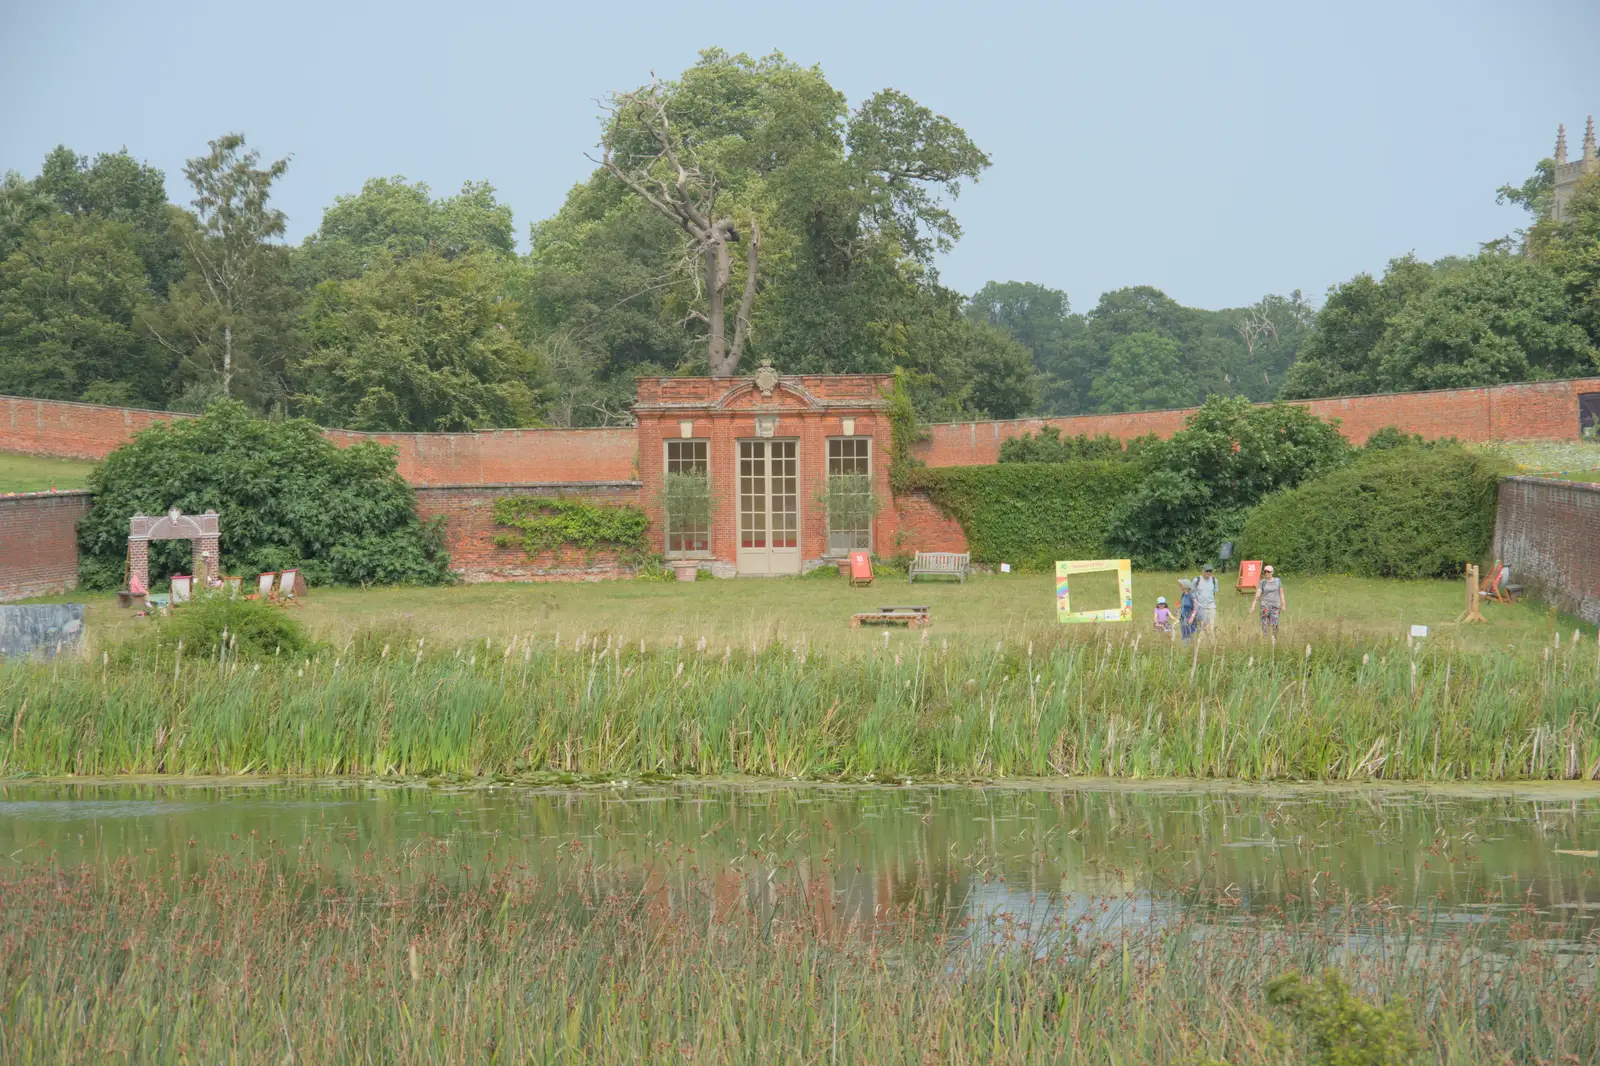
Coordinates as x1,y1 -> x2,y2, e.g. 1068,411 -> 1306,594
127,508 -> 220,591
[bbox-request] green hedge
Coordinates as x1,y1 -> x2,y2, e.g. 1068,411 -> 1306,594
906,461 -> 1143,570
1238,446 -> 1509,578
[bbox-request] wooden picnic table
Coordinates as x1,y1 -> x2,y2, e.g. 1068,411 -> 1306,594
850,605 -> 931,629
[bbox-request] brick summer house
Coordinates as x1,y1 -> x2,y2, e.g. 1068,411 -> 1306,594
634,368 -> 896,577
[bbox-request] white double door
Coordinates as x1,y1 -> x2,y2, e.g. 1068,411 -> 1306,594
735,439 -> 800,575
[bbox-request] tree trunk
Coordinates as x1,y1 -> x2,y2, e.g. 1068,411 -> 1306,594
706,243 -> 731,376
223,322 -> 233,397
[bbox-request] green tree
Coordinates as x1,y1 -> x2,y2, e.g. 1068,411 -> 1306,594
297,251 -> 540,430
77,401 -> 450,589
1280,256 -> 1435,399
965,280 -> 1081,414
1089,331 -> 1191,412
1372,251 -> 1593,390
146,133 -> 295,408
0,214 -> 164,405
298,176 -> 516,284
33,145 -> 186,295
1109,396 -> 1351,568
1529,171 -> 1600,349
529,49 -> 993,416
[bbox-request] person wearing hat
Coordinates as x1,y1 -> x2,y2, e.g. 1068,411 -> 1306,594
1153,595 -> 1174,634
1193,563 -> 1219,633
1251,564 -> 1286,637
1177,579 -> 1198,641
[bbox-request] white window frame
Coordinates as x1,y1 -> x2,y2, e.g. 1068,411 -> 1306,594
824,436 -> 873,558
663,439 -> 712,558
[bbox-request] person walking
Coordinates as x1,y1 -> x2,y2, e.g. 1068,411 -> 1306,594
1251,564 -> 1286,638
1178,580 -> 1198,642
1153,596 -> 1174,634
1193,564 -> 1219,634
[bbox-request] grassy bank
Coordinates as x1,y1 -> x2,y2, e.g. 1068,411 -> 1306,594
0,451 -> 97,493
0,844 -> 1592,1065
7,627 -> 1598,781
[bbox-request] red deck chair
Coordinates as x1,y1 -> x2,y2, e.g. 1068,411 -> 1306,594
849,551 -> 874,588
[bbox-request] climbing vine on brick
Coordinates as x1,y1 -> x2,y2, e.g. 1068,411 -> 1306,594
492,496 -> 649,556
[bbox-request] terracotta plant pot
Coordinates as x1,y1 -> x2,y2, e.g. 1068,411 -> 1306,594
673,561 -> 699,583
837,560 -> 851,576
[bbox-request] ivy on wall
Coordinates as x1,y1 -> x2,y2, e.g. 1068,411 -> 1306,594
903,461 -> 1143,571
492,496 -> 650,556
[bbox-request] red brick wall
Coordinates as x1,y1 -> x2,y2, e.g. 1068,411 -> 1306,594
414,483 -> 644,583
0,396 -> 190,459
889,490 -> 968,556
0,491 -> 92,601
916,377 -> 1600,466
326,428 -> 637,485
1493,477 -> 1600,625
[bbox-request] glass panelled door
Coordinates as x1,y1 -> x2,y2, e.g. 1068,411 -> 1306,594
736,440 -> 800,575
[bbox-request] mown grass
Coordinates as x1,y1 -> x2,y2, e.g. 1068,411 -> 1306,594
0,451 -> 97,493
47,568 -> 1588,657
0,843 -> 1592,1065
7,624 -> 1598,781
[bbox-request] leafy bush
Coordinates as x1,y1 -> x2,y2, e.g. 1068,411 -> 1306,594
78,402 -> 451,590
1265,970 -> 1422,1066
1109,397 -> 1352,569
1000,426 -> 1124,463
1362,425 -> 1459,451
492,496 -> 649,555
905,461 -> 1142,570
130,594 -> 317,661
1239,445 -> 1507,578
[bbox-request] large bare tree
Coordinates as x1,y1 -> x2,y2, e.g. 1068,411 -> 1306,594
595,81 -> 758,378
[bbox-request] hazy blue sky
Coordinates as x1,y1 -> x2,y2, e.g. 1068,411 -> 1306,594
3,0 -> 1597,311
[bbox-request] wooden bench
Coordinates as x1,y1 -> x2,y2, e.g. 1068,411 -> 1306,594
908,551 -> 970,584
851,605 -> 931,629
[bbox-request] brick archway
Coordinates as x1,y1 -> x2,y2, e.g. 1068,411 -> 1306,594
128,508 -> 220,591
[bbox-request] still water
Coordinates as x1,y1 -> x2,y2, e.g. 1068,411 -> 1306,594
3,778 -> 1598,949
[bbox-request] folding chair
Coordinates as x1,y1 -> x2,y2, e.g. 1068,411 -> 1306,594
278,568 -> 305,608
848,551 -> 874,588
1235,560 -> 1262,595
223,575 -> 243,597
249,572 -> 278,602
169,574 -> 193,607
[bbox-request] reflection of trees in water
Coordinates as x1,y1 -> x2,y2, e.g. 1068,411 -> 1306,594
1,781 -> 1595,942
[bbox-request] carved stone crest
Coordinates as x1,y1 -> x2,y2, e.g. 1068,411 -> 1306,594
753,360 -> 779,399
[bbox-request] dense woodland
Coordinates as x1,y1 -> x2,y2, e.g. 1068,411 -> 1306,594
1,50 -> 1597,429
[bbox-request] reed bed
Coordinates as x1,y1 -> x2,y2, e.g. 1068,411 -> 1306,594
4,627 -> 1599,781
0,844 -> 1594,1065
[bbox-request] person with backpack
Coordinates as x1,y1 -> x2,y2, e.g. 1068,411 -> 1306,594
1177,580 -> 1199,642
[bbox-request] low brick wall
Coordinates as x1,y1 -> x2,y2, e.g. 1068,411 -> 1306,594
916,377 -> 1600,466
1493,477 -> 1600,624
0,491 -> 92,601
415,483 -> 645,583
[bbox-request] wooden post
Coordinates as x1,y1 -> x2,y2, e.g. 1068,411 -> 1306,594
1461,564 -> 1485,623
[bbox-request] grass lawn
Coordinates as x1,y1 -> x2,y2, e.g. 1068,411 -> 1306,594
50,567 -> 1589,656
0,451 -> 97,493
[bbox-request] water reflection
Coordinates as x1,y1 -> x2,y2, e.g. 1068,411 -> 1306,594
1,779 -> 1596,948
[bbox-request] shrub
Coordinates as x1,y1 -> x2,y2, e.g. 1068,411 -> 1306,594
491,496 -> 649,556
78,401 -> 451,590
129,594 -> 317,661
904,461 -> 1142,570
1239,445 -> 1508,578
1265,970 -> 1423,1066
1109,397 -> 1352,569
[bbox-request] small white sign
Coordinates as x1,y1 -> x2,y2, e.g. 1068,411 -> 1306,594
1000,563 -> 1011,573
1410,624 -> 1429,638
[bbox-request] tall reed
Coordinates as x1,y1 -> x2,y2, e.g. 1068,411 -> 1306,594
0,845 -> 1592,1064
3,628 -> 1598,780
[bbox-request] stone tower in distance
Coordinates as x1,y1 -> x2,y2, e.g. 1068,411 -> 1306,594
1552,116 -> 1598,223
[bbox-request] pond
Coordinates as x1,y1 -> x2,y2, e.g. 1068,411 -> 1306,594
3,778 -> 1598,952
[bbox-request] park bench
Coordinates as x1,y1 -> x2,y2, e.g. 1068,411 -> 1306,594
908,551 -> 970,584
850,605 -> 931,629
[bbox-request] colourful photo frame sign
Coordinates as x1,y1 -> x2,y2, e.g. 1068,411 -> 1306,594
1056,559 -> 1134,624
